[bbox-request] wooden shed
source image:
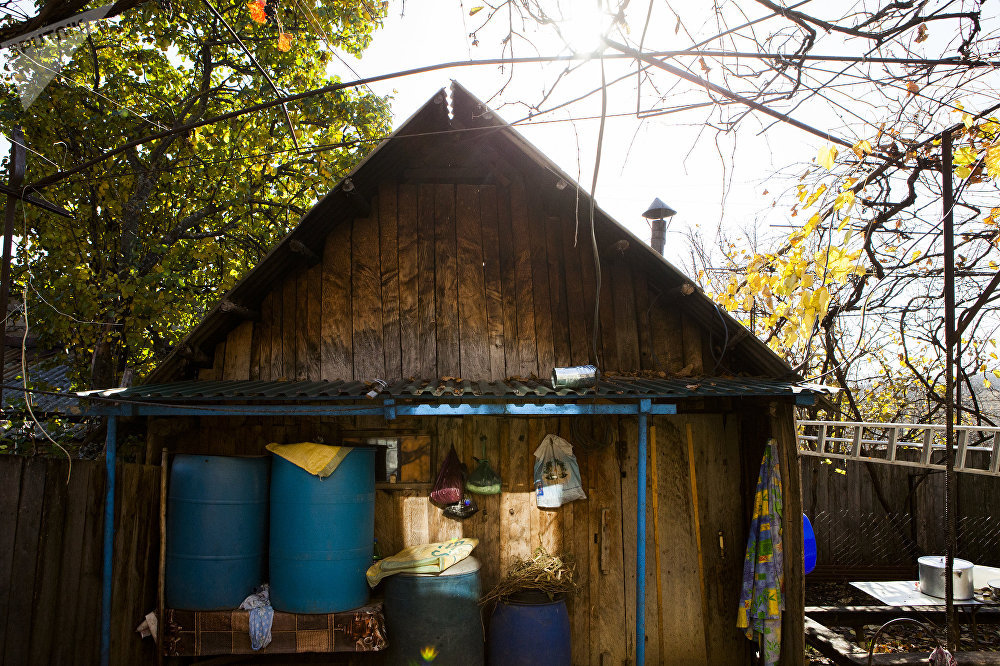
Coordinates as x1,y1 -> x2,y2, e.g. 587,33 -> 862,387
97,81 -> 817,665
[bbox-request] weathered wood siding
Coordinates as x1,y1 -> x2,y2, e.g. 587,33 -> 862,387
802,451 -> 1000,568
204,179 -> 711,383
0,455 -> 160,666
144,407 -> 794,665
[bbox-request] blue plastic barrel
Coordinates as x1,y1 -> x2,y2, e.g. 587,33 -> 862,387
384,556 -> 483,666
269,447 -> 375,613
803,513 -> 817,575
488,594 -> 571,666
165,454 -> 269,610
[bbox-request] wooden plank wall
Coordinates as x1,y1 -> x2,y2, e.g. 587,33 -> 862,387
207,178 -> 709,383
147,408 -> 773,665
0,455 -> 160,666
801,450 -> 1000,567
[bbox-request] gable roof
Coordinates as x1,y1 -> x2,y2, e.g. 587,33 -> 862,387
145,81 -> 794,384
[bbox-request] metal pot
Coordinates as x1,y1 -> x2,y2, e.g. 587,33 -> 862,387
918,555 -> 974,600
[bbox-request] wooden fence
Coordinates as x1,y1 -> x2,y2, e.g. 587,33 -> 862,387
801,453 -> 1000,569
0,454 -> 160,665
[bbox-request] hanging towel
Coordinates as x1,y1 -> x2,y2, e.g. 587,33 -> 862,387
737,439 -> 784,666
266,442 -> 353,478
240,584 -> 274,651
366,538 -> 478,587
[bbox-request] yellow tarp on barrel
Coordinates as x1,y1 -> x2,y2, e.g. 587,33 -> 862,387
366,538 -> 478,587
265,442 -> 353,478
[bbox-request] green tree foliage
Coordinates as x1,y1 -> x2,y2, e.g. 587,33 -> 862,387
0,0 -> 391,387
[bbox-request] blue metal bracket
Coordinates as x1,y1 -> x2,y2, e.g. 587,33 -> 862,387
383,398 -> 396,420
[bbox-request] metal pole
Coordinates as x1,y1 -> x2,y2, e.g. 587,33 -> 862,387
0,127 -> 25,408
942,131 -> 957,650
636,402 -> 649,665
100,415 -> 118,666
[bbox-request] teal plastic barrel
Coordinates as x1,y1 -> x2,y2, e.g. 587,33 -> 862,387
165,454 -> 269,610
269,448 -> 375,613
384,556 -> 483,666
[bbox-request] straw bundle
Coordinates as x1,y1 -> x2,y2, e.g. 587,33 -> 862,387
480,547 -> 578,605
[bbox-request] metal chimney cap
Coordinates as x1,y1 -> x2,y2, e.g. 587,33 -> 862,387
642,198 -> 677,220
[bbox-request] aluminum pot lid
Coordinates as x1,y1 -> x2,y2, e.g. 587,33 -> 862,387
918,555 -> 974,569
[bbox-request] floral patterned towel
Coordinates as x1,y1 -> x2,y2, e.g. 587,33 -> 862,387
737,439 -> 784,666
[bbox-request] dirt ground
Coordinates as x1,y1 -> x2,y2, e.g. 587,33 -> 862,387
804,581 -> 1000,664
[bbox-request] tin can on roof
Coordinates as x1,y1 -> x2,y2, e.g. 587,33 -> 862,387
551,365 -> 600,389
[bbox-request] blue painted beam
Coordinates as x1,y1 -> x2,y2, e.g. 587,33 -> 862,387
100,415 -> 117,666
394,403 -> 676,417
636,403 -> 649,665
85,402 -> 678,418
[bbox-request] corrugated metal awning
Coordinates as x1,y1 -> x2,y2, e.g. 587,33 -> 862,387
88,376 -> 835,403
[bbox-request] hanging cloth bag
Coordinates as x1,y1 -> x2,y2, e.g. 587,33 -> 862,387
533,434 -> 587,508
430,444 -> 464,506
466,456 -> 502,495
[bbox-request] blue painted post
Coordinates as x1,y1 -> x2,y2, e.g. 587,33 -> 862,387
636,401 -> 649,665
100,415 -> 117,666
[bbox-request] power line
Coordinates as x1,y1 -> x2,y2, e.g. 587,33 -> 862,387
26,47 -> 1000,191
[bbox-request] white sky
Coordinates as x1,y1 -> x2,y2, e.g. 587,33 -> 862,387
331,0 -> 832,269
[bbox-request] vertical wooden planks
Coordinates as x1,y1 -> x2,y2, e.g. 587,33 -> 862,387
379,182 -> 403,380
352,213 -> 385,381
281,273 -> 298,379
588,416 -> 626,662
500,418 -> 532,574
480,186 -> 506,381
27,459 -> 69,665
295,269 -> 309,379
0,455 -> 23,660
321,221 -> 353,380
611,259 -> 641,371
434,184 -> 460,377
74,461 -> 106,664
416,183 -> 438,378
53,460 -> 94,664
597,255 -> 619,372
249,318 -> 262,381
463,418 -> 501,593
689,415 -> 746,666
619,416 -> 639,663
304,263 -> 322,380
528,192 -> 555,376
256,292 -> 272,380
509,179 -> 538,377
649,295 -> 685,373
4,456 -> 46,665
456,184 -> 490,380
561,211 -> 593,366
399,490 -> 430,549
544,215 -> 572,368
268,287 -> 283,382
397,184 -> 420,377
496,185 -> 520,378
558,418 -> 590,666
632,270 -> 653,371
222,320 -> 254,380
681,312 -> 705,375
652,417 -> 710,662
